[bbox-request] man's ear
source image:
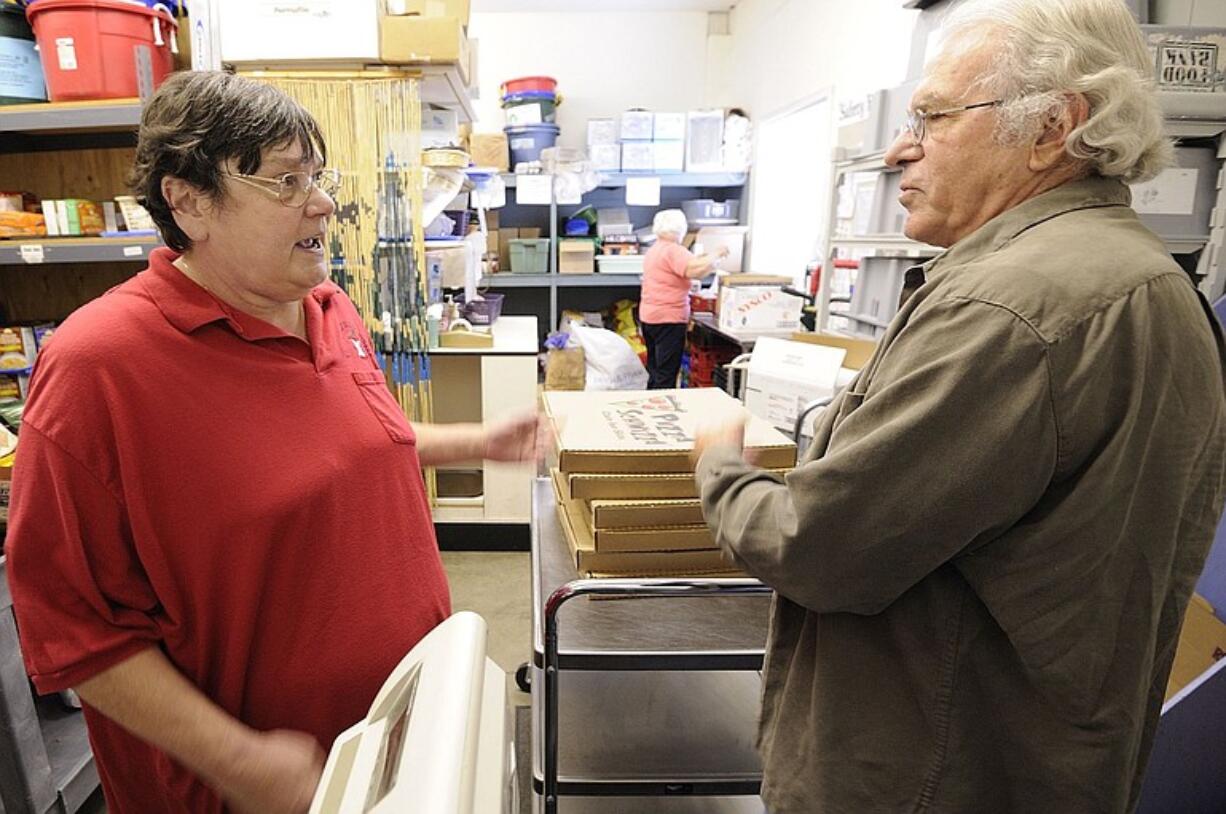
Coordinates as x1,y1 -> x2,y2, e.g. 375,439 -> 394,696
161,176 -> 214,244
1029,92 -> 1089,172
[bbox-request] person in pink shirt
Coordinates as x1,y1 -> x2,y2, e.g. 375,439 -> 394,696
639,209 -> 729,389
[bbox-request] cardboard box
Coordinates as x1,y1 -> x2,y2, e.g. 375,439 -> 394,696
381,16 -> 471,85
590,498 -> 706,529
1166,593 -> 1226,701
718,285 -> 803,334
469,132 -> 509,172
552,470 -> 714,553
744,336 -> 849,433
621,142 -> 654,172
696,226 -> 747,273
519,226 -> 543,239
497,228 -> 520,262
390,0 -> 471,27
217,0 -> 381,63
485,229 -> 499,257
544,388 -> 796,475
564,467 -> 792,501
559,239 -> 595,274
421,108 -> 460,149
620,110 -> 654,141
790,332 -> 877,370
653,141 -> 685,173
654,112 -> 687,141
552,473 -> 736,574
686,109 -> 725,172
586,118 -> 619,145
426,246 -> 468,288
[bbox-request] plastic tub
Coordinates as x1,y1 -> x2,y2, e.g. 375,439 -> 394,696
505,123 -> 560,168
500,75 -> 557,96
681,198 -> 740,224
595,254 -> 645,275
0,5 -> 46,104
26,0 -> 177,102
508,238 -> 550,274
462,293 -> 504,326
502,92 -> 558,125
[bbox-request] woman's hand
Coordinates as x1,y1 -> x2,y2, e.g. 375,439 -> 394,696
481,411 -> 546,463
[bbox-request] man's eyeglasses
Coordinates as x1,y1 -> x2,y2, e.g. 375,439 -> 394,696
226,168 -> 341,207
904,100 -> 1003,145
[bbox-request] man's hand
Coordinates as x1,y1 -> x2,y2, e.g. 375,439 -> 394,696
690,415 -> 747,469
222,729 -> 325,814
481,411 -> 546,463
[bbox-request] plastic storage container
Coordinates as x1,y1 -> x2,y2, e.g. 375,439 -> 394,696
502,90 -> 558,125
681,199 -> 740,224
505,123 -> 560,168
508,238 -> 551,274
0,5 -> 46,104
595,255 -> 644,275
462,293 -> 505,326
27,0 -> 177,102
500,75 -> 557,96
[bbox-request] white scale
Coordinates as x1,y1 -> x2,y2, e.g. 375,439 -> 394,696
310,612 -> 515,814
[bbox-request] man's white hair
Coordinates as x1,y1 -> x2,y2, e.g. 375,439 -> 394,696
652,209 -> 688,239
937,0 -> 1172,183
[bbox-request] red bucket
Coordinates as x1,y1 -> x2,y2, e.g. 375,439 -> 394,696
27,0 -> 177,102
499,75 -> 557,97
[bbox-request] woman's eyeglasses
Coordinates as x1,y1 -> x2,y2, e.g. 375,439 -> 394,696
226,168 -> 341,207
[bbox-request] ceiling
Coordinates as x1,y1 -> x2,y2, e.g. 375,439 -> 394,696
472,0 -> 737,11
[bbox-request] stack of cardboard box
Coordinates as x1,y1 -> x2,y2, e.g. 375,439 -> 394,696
545,388 -> 796,577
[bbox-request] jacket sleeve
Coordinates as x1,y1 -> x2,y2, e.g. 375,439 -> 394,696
7,422 -> 161,693
696,296 -> 1059,614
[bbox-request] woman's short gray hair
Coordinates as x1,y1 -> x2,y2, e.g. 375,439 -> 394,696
938,0 -> 1172,183
652,209 -> 688,239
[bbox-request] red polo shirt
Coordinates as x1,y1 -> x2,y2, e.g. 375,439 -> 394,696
7,248 -> 451,813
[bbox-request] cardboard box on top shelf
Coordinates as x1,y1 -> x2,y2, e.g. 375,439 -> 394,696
544,388 -> 796,475
389,0 -> 471,28
654,112 -> 687,141
653,141 -> 685,173
559,239 -> 596,274
217,0 -> 381,64
380,15 -> 471,85
469,132 -> 509,172
1165,593 -> 1226,701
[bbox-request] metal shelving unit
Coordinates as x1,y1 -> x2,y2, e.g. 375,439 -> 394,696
0,236 -> 161,266
0,99 -> 143,134
479,273 -> 643,289
501,172 -> 747,189
1,556 -> 98,814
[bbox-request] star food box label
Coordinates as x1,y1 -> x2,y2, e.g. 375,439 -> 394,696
545,388 -> 796,474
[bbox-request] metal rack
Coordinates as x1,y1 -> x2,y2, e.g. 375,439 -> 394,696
528,479 -> 772,813
0,557 -> 98,814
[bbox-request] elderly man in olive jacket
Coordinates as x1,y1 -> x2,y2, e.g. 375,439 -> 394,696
692,1 -> 1226,812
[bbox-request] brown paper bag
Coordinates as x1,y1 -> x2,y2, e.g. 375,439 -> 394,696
545,348 -> 586,391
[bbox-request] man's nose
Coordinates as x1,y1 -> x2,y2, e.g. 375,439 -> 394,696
884,128 -> 922,168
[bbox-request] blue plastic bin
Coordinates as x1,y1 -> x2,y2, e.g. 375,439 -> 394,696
505,123 -> 560,167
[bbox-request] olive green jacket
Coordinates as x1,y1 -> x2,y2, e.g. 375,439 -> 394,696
697,176 -> 1226,813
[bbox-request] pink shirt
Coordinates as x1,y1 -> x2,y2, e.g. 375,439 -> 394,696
639,240 -> 693,324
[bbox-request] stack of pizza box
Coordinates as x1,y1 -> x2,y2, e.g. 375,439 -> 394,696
544,388 -> 796,577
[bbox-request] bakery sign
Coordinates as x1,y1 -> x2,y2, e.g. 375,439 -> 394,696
602,394 -> 692,446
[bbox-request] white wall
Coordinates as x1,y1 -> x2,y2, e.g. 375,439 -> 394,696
716,0 -> 918,120
467,12 -> 711,148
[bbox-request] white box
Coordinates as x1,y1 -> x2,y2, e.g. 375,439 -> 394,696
743,337 -> 847,433
217,0 -> 382,64
620,110 -> 654,141
589,143 -> 621,172
621,142 -> 654,172
421,107 -> 459,149
697,225 -> 747,273
654,112 -> 686,141
586,118 -> 619,145
686,109 -> 725,172
718,286 -> 802,334
652,141 -> 684,173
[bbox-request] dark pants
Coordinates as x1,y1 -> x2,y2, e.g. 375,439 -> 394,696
642,322 -> 687,390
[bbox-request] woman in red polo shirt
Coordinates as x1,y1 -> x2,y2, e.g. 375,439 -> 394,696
6,72 -> 538,814
639,209 -> 729,389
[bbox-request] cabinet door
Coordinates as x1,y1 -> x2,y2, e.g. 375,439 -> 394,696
480,355 -> 537,522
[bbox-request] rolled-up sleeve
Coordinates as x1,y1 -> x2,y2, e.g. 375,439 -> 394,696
8,421 -> 160,693
696,296 -> 1059,614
